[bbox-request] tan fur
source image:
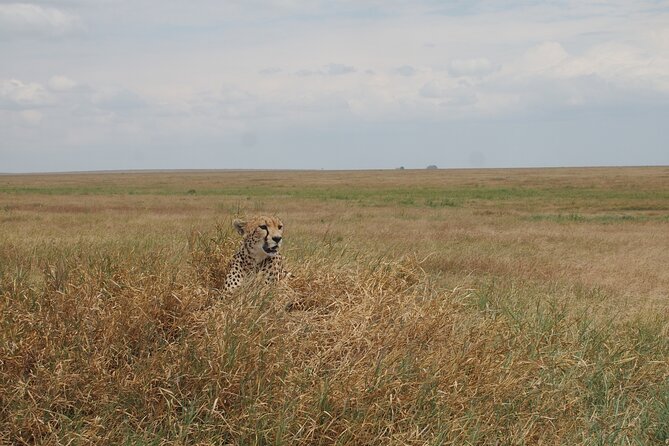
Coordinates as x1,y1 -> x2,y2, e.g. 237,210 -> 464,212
224,215 -> 288,292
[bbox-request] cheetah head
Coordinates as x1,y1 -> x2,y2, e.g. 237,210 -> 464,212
233,216 -> 284,261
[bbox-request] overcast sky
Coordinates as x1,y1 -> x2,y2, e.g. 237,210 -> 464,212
1,0 -> 668,172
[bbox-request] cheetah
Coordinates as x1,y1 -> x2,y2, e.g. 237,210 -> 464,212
223,216 -> 288,292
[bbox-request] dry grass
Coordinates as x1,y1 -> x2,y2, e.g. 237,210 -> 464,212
1,167 -> 668,444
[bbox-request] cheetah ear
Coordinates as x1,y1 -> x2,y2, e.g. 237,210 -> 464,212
233,219 -> 246,235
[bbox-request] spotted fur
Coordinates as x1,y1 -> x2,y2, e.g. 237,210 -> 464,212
224,216 -> 288,292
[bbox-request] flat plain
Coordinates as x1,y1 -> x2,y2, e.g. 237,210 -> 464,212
1,167 -> 668,444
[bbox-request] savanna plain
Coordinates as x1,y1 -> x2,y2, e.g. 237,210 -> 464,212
1,167 -> 668,445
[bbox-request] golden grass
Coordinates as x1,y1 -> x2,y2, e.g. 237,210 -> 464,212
1,167 -> 668,444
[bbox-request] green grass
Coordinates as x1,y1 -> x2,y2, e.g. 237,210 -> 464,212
3,183 -> 668,213
526,213 -> 669,224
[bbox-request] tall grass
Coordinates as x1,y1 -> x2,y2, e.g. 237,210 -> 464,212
2,167 -> 668,444
2,224 -> 668,445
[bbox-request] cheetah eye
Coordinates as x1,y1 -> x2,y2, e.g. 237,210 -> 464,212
259,225 -> 268,231
278,225 -> 283,230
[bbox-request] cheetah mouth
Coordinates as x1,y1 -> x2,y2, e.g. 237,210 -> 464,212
263,244 -> 279,255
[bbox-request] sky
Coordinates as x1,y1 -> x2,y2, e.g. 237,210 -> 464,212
1,0 -> 668,172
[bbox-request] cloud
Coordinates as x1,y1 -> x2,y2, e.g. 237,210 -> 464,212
494,41 -> 669,112
259,67 -> 282,75
517,42 -> 570,74
19,109 -> 42,124
440,89 -> 478,107
324,63 -> 356,75
448,58 -> 496,77
0,3 -> 81,38
395,65 -> 416,76
91,88 -> 145,111
419,80 -> 477,109
296,63 -> 356,76
295,69 -> 316,76
187,86 -> 278,121
559,43 -> 669,94
0,79 -> 52,109
419,80 -> 446,99
47,75 -> 77,91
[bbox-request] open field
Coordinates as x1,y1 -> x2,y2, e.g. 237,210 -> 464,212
1,167 -> 668,444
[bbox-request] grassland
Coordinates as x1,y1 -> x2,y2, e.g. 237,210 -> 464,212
1,167 -> 668,445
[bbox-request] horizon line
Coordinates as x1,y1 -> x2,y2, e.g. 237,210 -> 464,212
1,164 -> 668,176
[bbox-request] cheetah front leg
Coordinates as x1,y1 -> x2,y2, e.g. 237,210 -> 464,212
224,258 -> 244,292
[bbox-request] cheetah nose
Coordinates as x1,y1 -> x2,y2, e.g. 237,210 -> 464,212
272,236 -> 282,243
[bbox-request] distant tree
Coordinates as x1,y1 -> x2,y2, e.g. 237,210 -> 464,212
397,166 -> 405,170
426,165 -> 438,170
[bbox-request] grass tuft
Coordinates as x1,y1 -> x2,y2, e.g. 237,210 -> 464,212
1,228 -> 667,444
